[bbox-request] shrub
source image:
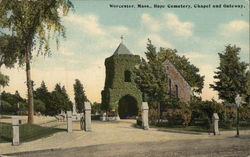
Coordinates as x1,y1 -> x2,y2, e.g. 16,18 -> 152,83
163,109 -> 182,125
180,104 -> 192,127
149,108 -> 158,124
164,102 -> 192,127
239,105 -> 250,121
136,116 -> 142,126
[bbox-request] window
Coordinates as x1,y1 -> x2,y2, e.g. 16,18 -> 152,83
175,85 -> 179,98
124,70 -> 131,82
169,79 -> 172,94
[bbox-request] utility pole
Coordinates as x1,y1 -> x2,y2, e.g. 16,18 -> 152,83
235,94 -> 242,137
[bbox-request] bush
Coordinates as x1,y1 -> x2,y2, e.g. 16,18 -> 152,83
163,109 -> 182,125
180,104 -> 192,127
220,107 -> 236,129
239,105 -> 250,121
164,103 -> 192,127
136,116 -> 142,126
149,108 -> 158,124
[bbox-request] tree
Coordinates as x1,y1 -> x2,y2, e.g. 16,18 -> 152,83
0,73 -> 9,87
49,83 -> 72,115
210,45 -> 248,103
0,33 -> 23,87
244,70 -> 250,104
34,99 -> 46,114
0,0 -> 74,123
158,48 -> 204,94
134,40 -> 169,122
92,102 -> 101,114
61,86 -> 73,112
34,81 -> 52,115
1,91 -> 26,114
73,79 -> 88,113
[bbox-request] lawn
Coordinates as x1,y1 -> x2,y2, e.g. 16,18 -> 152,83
0,122 -> 65,143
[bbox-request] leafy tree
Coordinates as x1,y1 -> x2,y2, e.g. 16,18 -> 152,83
73,79 -> 88,113
61,86 -> 73,111
34,81 -> 52,115
92,102 -> 101,114
134,40 -> 169,122
158,48 -> 204,94
0,73 -> 9,87
0,34 -> 21,87
0,91 -> 26,114
49,83 -> 72,115
244,70 -> 250,104
34,99 -> 46,114
0,0 -> 74,123
210,45 -> 248,103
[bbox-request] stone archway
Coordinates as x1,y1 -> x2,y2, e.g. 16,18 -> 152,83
118,95 -> 138,119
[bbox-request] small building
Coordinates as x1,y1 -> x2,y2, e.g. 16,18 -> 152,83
101,42 -> 142,119
163,59 -> 191,103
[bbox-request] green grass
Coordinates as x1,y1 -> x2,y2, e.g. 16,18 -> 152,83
0,122 -> 65,143
0,122 -> 12,142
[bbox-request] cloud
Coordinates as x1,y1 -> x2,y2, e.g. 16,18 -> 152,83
199,65 -> 219,101
219,20 -> 249,37
180,52 -> 211,60
110,26 -> 129,34
59,41 -> 76,56
139,34 -> 172,49
141,13 -> 161,32
64,14 -> 107,36
164,13 -> 194,38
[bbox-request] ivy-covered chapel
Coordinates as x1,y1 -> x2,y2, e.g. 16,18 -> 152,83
101,42 -> 142,119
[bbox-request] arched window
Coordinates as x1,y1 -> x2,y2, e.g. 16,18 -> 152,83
175,85 -> 179,98
169,79 -> 172,94
124,70 -> 131,82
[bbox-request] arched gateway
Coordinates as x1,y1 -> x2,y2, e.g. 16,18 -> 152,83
118,95 -> 138,119
101,41 -> 142,119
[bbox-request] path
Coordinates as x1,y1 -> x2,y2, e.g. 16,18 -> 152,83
1,119 -> 250,155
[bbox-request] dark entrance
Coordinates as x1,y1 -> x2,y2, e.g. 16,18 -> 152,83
118,95 -> 138,119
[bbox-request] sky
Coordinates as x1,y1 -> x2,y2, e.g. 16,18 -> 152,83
1,0 -> 249,103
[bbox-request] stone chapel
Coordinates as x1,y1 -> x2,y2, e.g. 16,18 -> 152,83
101,41 -> 191,119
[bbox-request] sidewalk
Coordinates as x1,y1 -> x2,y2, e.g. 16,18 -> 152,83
1,120 -> 249,155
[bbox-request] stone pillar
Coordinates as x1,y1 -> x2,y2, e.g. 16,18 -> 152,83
72,103 -> 77,116
141,102 -> 149,130
12,116 -> 19,146
100,112 -> 106,121
212,113 -> 219,135
84,102 -> 91,131
67,111 -> 72,133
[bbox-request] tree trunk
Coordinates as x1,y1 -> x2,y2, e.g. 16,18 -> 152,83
26,44 -> 34,124
236,107 -> 239,137
157,102 -> 160,124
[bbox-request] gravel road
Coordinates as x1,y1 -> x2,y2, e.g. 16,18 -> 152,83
11,136 -> 250,157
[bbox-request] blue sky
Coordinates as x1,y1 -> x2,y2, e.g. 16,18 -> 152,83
2,0 -> 249,103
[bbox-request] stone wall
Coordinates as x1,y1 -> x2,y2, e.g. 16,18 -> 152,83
163,59 -> 191,102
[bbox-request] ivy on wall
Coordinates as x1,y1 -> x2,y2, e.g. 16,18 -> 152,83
101,54 -> 142,112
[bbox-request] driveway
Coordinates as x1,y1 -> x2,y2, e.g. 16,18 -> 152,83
1,119 -> 250,156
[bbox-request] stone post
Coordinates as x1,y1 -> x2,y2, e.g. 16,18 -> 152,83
84,102 -> 91,131
12,116 -> 19,146
100,112 -> 106,121
212,113 -> 219,135
141,102 -> 149,130
67,111 -> 72,133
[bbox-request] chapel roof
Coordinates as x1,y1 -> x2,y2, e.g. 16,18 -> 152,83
113,42 -> 133,55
